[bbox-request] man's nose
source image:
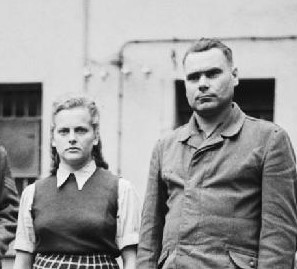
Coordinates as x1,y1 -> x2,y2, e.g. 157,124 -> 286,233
198,74 -> 209,91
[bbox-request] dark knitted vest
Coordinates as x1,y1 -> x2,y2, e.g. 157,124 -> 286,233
32,168 -> 120,257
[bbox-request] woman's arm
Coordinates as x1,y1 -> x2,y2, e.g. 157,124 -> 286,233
13,184 -> 36,269
13,250 -> 33,269
117,178 -> 140,269
122,245 -> 137,269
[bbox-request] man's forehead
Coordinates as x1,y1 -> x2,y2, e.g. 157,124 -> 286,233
184,49 -> 229,72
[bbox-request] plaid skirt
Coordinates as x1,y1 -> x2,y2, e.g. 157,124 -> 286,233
33,253 -> 120,269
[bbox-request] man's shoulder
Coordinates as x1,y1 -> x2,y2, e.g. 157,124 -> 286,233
244,115 -> 283,132
159,123 -> 189,143
242,115 -> 291,144
153,123 -> 190,154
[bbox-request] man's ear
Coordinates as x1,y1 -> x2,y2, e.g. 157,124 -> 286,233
232,67 -> 239,87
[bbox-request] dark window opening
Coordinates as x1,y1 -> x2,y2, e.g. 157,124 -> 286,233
0,84 -> 41,118
233,79 -> 275,121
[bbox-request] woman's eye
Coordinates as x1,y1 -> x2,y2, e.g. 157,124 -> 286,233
75,127 -> 88,134
58,129 -> 69,135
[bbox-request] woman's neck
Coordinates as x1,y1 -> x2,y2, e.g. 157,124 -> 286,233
59,159 -> 93,173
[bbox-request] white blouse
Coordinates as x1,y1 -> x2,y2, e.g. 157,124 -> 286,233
14,161 -> 141,253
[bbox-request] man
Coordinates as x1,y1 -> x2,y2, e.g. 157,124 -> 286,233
0,145 -> 19,268
136,38 -> 297,268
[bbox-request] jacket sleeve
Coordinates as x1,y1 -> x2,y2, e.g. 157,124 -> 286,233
136,140 -> 168,269
258,128 -> 297,268
0,146 -> 19,257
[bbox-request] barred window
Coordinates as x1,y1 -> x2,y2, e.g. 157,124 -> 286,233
0,84 -> 41,118
0,83 -> 42,195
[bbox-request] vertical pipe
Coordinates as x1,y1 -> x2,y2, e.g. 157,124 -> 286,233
117,52 -> 123,175
83,0 -> 90,92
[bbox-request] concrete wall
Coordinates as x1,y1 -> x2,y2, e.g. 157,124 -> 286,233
88,0 -> 297,60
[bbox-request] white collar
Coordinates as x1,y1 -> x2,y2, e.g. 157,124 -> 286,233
56,160 -> 97,190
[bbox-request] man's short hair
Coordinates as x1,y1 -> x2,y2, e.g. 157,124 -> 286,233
182,38 -> 233,66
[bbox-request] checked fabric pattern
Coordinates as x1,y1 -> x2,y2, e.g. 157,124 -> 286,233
33,253 -> 120,269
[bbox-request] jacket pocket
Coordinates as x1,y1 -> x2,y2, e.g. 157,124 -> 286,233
228,249 -> 258,269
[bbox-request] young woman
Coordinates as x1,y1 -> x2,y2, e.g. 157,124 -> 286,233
14,94 -> 140,269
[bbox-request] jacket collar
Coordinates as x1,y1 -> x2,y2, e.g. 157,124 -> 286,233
178,102 -> 246,143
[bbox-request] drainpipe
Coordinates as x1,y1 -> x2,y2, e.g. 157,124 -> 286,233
83,0 -> 91,92
116,35 -> 297,175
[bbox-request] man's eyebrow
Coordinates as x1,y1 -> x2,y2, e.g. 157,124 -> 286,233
186,71 -> 201,80
206,67 -> 222,73
186,67 -> 222,80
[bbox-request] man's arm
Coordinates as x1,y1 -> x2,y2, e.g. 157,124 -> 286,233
258,128 -> 297,268
136,141 -> 168,269
0,146 -> 19,257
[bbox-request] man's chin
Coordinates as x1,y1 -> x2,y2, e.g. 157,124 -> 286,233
194,104 -> 217,115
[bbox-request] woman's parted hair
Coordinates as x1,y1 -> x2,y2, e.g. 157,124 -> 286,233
50,93 -> 108,175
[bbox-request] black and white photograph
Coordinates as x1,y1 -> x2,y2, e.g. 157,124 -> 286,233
0,1 -> 297,268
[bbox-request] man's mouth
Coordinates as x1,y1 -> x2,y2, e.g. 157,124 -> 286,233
197,95 -> 214,101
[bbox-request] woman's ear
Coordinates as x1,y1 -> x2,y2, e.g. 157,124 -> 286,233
93,130 -> 99,146
51,139 -> 56,147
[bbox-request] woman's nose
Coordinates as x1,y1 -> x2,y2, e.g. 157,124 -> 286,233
68,130 -> 77,143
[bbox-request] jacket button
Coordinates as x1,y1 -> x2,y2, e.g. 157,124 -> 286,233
249,260 -> 255,268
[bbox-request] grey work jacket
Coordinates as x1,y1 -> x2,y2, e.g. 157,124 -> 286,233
136,103 -> 297,269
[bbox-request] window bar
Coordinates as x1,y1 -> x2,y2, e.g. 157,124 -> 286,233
24,95 -> 29,117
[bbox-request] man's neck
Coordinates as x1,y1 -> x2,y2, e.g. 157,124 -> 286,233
194,104 -> 232,137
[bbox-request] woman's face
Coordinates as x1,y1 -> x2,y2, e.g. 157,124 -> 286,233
52,107 -> 98,170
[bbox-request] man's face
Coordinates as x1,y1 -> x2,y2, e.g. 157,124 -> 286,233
184,48 -> 238,118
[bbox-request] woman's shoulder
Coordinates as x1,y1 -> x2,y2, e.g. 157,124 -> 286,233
95,167 -> 119,182
34,175 -> 57,188
20,183 -> 36,205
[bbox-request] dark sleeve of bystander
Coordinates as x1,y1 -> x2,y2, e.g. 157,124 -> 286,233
0,146 -> 19,258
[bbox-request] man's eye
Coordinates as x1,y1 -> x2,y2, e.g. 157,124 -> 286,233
187,73 -> 201,81
206,70 -> 221,78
